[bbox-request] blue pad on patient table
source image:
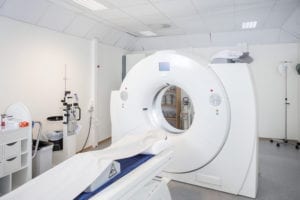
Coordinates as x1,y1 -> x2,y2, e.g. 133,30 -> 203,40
75,154 -> 154,200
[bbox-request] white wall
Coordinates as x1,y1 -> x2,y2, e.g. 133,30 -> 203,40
128,43 -> 300,140
126,54 -> 146,74
0,16 -> 125,150
249,44 -> 299,140
95,44 -> 126,142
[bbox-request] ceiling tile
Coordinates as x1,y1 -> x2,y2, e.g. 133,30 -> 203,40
94,9 -> 130,20
182,27 -> 208,34
104,16 -> 136,24
150,0 -> 177,2
107,19 -> 150,35
173,15 -> 208,33
282,6 -> 300,38
0,0 -> 6,8
278,29 -> 299,43
234,3 -> 273,30
102,29 -> 123,45
246,29 -> 280,43
138,37 -> 167,50
235,0 -> 275,12
137,14 -> 171,25
124,26 -> 151,36
115,34 -> 138,50
192,0 -> 234,7
65,16 -> 97,37
0,0 -> 50,24
86,23 -> 110,40
122,4 -> 161,18
1,0 -> 299,50
48,0 -> 85,13
210,29 -> 280,46
234,0 -> 276,7
155,27 -> 185,36
163,35 -> 189,49
204,13 -> 235,32
185,34 -> 211,47
264,0 -> 299,29
132,40 -> 143,51
109,17 -> 148,32
153,0 -> 197,18
106,0 -> 149,7
192,0 -> 234,16
50,0 -> 114,12
37,4 -> 76,32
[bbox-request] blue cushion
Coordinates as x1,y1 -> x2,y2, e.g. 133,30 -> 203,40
75,154 -> 154,200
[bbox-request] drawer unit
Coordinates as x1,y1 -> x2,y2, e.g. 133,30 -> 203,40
4,156 -> 21,175
0,128 -> 28,142
0,103 -> 32,196
4,141 -> 20,159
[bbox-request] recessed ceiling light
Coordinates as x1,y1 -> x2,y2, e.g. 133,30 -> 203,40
73,0 -> 107,11
242,21 -> 257,29
139,31 -> 157,37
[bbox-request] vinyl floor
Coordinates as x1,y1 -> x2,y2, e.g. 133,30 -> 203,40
168,139 -> 300,200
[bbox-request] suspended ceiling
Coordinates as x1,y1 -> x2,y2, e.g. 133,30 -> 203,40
0,0 -> 299,51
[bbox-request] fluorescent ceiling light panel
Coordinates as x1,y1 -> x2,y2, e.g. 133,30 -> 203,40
139,31 -> 157,36
73,0 -> 107,11
242,21 -> 257,29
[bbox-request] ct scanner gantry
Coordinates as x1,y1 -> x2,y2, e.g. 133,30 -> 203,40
111,51 -> 258,198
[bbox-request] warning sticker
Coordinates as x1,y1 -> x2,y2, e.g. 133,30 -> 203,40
109,163 -> 118,178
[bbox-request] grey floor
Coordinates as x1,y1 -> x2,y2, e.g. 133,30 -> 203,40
95,139 -> 300,200
168,139 -> 300,200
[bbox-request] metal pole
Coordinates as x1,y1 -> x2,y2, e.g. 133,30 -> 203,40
284,66 -> 288,140
284,63 -> 289,141
64,64 -> 67,92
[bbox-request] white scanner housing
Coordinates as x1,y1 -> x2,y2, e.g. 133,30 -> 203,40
111,51 -> 258,198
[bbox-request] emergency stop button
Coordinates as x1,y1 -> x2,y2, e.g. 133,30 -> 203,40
209,93 -> 222,107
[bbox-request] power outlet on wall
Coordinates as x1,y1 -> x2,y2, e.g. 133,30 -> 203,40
88,100 -> 95,113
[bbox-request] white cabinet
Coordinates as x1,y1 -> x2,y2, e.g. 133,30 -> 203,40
0,128 -> 32,196
0,103 -> 32,197
4,141 -> 21,160
0,159 -> 3,177
4,156 -> 21,175
0,145 -> 3,160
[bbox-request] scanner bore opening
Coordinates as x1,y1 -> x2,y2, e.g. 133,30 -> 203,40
153,85 -> 194,133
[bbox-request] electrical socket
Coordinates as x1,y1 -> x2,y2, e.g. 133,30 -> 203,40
88,100 -> 95,113
88,105 -> 94,113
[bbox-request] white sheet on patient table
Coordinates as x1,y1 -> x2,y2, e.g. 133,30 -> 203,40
2,130 -> 169,200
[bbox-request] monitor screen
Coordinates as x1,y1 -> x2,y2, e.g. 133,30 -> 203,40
159,62 -> 170,71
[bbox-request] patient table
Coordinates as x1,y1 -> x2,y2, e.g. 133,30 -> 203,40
1,131 -> 172,200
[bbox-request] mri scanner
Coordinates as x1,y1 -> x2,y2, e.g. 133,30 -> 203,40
2,51 -> 257,200
111,51 -> 258,198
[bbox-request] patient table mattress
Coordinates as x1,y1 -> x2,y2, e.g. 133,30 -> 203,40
75,154 -> 154,200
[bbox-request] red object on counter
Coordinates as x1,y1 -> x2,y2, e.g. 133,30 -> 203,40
19,121 -> 29,128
